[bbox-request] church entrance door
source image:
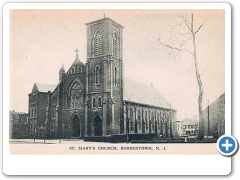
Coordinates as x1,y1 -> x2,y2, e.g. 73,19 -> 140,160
94,115 -> 102,136
71,114 -> 80,138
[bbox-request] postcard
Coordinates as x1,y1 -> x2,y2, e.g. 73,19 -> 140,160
3,3 -> 232,175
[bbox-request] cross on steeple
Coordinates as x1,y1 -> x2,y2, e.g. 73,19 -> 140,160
75,48 -> 79,60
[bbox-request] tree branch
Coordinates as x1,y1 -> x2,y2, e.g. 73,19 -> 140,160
179,37 -> 193,47
195,19 -> 206,34
179,31 -> 192,36
182,16 -> 192,32
191,14 -> 193,33
158,38 -> 193,55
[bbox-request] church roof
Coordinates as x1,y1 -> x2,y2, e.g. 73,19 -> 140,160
32,83 -> 57,93
71,58 -> 84,66
123,78 -> 172,110
67,48 -> 85,73
10,111 -> 27,115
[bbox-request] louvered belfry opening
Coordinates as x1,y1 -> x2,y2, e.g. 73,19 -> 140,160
113,32 -> 117,57
94,30 -> 102,56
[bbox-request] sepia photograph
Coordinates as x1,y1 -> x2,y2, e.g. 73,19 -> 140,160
8,8 -> 225,154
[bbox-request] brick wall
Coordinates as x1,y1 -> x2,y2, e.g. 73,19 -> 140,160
203,94 -> 225,138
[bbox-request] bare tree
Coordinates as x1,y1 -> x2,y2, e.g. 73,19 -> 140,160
158,13 -> 205,140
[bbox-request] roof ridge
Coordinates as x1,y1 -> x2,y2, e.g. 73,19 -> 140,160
34,83 -> 57,93
11,111 -> 27,114
85,17 -> 124,28
123,77 -> 173,110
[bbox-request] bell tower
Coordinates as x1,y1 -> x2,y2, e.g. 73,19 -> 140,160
85,17 -> 124,136
86,17 -> 123,59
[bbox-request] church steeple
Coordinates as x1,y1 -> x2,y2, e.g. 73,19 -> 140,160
59,63 -> 65,73
59,63 -> 65,81
85,17 -> 124,135
86,17 -> 123,59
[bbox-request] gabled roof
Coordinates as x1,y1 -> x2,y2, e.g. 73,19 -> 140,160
67,49 -> 85,74
10,111 -> 27,115
67,59 -> 85,73
123,78 -> 172,109
72,58 -> 84,67
182,118 -> 198,126
32,83 -> 57,93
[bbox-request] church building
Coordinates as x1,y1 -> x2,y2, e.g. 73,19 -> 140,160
28,17 -> 177,140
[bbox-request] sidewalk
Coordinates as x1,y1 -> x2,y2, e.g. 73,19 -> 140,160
9,139 -> 84,144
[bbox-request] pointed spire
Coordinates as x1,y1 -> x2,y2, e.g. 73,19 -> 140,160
59,63 -> 65,73
61,63 -> 65,70
32,83 -> 39,93
75,48 -> 79,60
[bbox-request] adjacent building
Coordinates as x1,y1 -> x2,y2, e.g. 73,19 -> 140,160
9,111 -> 29,139
203,93 -> 225,138
180,93 -> 225,138
182,117 -> 198,136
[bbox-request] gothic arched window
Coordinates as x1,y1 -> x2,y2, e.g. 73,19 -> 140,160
114,67 -> 117,86
160,111 -> 163,122
31,123 -> 34,134
163,111 -> 166,122
130,108 -> 134,131
95,66 -> 100,85
31,108 -> 34,118
34,123 -> 37,134
52,104 -> 56,118
94,30 -> 102,56
112,31 -> 117,57
151,111 -> 154,122
34,107 -> 37,117
30,123 -> 32,134
92,97 -> 96,108
79,66 -> 83,73
138,109 -> 141,130
158,113 -> 161,128
70,81 -> 83,109
98,97 -> 102,107
145,110 -> 148,130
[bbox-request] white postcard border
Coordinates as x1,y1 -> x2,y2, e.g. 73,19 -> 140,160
3,2 -> 231,175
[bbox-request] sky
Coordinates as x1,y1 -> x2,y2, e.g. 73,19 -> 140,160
9,9 -> 225,120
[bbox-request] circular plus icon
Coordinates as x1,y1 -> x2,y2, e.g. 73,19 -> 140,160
217,135 -> 238,156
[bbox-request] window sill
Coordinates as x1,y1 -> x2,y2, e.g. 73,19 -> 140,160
92,107 -> 102,110
29,117 -> 37,119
